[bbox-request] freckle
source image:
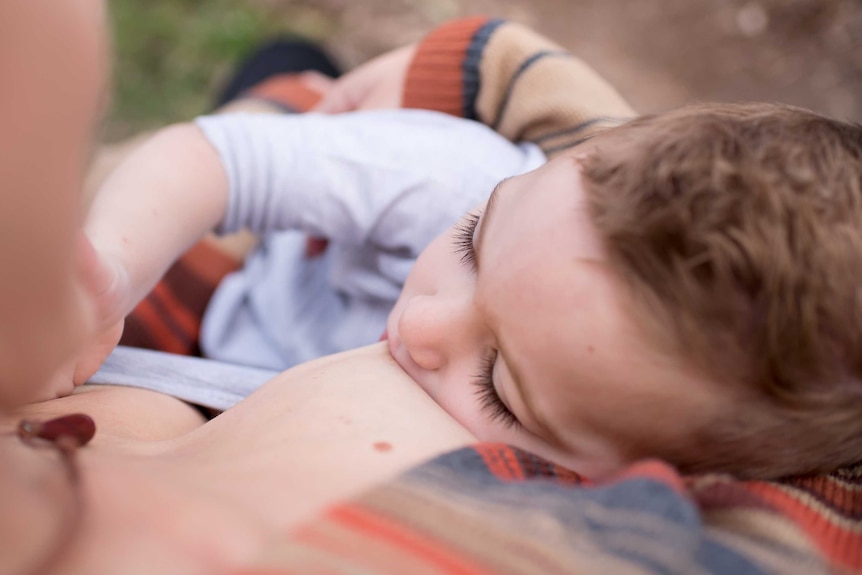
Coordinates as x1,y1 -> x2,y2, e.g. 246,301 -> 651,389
587,346 -> 595,353
373,441 -> 393,453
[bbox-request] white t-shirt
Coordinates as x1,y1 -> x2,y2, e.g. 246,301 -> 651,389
195,109 -> 546,371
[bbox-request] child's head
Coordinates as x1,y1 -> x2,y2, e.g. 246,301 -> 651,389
386,102 -> 862,479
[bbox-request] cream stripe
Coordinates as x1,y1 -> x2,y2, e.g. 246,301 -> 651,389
689,475 -> 862,533
704,512 -> 826,575
756,482 -> 862,534
364,479 -> 711,575
691,475 -> 862,534
812,473 -> 862,493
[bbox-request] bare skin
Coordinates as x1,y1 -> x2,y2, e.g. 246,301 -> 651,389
0,344 -> 474,575
0,4 -> 468,572
0,6 -> 470,570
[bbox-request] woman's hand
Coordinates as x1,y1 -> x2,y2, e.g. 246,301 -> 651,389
313,45 -> 417,113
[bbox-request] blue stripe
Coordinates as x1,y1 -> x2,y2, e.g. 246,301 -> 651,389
543,135 -> 596,156
533,115 -> 631,144
491,50 -> 569,130
461,18 -> 505,121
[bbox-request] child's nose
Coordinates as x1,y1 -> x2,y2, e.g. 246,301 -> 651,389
398,293 -> 476,372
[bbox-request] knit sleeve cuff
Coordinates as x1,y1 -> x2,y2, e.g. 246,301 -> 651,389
403,17 -> 503,119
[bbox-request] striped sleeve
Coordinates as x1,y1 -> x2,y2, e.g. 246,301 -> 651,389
403,18 -> 637,157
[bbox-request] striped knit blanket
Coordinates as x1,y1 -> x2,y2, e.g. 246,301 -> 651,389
240,445 -> 862,574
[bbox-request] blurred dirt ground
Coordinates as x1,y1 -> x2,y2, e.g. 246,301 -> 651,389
276,0 -> 861,119
106,0 -> 861,138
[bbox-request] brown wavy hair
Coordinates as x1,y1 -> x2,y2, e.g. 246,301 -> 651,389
581,103 -> 862,478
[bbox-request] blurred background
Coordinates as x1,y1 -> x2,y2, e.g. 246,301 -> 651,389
106,0 -> 861,141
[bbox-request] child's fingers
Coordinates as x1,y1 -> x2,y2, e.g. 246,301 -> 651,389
297,70 -> 336,95
41,358 -> 77,401
75,231 -> 115,298
75,231 -> 130,328
313,45 -> 414,114
312,77 -> 363,114
72,320 -> 124,387
37,320 -> 124,398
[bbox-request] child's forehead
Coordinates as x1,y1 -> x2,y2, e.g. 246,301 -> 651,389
481,154 -> 585,211
557,127 -> 647,167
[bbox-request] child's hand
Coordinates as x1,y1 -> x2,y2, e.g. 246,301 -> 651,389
43,320 -> 124,400
72,234 -> 129,386
313,45 -> 416,114
39,234 -> 129,400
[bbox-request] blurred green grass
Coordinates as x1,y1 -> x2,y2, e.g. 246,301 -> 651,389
106,0 -> 334,140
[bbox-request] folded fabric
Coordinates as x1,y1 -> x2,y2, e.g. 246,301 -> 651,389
89,345 -> 278,411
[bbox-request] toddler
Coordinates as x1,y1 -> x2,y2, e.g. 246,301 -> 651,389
86,100 -> 862,479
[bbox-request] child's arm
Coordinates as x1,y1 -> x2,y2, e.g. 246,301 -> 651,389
403,17 -> 636,155
85,124 -> 229,313
86,109 -> 539,321
194,110 -> 541,265
64,125 -> 226,396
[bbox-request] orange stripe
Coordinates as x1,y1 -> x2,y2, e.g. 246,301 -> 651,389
230,570 -> 302,575
151,282 -> 200,344
786,474 -> 862,516
249,75 -> 323,113
474,444 -> 514,480
308,504 -> 497,575
474,443 -> 524,481
132,296 -> 190,355
743,481 -> 862,571
609,460 -> 686,494
404,16 -> 490,116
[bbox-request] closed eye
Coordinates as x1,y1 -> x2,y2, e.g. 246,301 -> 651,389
473,351 -> 520,429
452,211 -> 481,272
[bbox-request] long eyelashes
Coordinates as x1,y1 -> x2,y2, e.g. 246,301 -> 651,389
454,211 -> 518,430
473,352 -> 520,429
452,212 -> 481,270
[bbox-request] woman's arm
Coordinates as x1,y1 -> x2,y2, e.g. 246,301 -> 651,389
88,109 -> 537,318
197,110 -> 539,258
402,17 -> 636,153
317,18 -> 636,158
